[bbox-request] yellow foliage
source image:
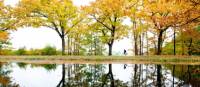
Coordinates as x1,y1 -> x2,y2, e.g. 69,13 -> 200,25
83,0 -> 129,44
16,0 -> 82,36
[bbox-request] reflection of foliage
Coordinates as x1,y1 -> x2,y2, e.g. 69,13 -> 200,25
30,64 -> 57,71
114,80 -> 129,87
60,64 -> 129,87
0,62 -> 19,87
17,62 -> 28,69
166,65 -> 200,87
130,64 -> 158,87
17,63 -> 57,71
42,64 -> 57,71
65,64 -> 106,87
129,64 -> 180,87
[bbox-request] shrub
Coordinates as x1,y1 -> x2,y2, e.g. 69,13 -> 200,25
15,47 -> 27,55
41,46 -> 57,55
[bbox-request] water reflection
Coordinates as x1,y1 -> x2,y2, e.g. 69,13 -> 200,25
57,64 -> 126,87
0,62 -> 19,87
0,62 -> 199,87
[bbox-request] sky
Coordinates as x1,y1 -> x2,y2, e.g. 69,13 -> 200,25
5,0 -> 133,55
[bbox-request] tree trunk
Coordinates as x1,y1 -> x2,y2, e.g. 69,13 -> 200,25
76,34 -> 80,55
70,37 -> 73,55
174,29 -> 176,55
139,35 -> 142,55
67,36 -> 70,55
57,64 -> 66,87
146,31 -> 149,55
157,31 -> 164,55
67,64 -> 71,86
141,33 -> 144,55
108,44 -> 113,56
138,64 -> 142,87
187,65 -> 191,82
153,34 -> 157,54
156,31 -> 163,87
109,64 -> 114,87
133,64 -> 138,86
157,65 -> 162,87
181,29 -> 185,55
188,38 -> 193,56
133,21 -> 138,56
62,64 -> 65,86
94,36 -> 97,55
134,36 -> 138,56
172,65 -> 175,87
61,37 -> 65,55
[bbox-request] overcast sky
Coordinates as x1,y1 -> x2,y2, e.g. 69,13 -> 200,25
5,0 -> 133,55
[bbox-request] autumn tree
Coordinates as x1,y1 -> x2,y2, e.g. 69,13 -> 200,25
84,0 -> 128,56
134,1 -> 200,86
178,24 -> 200,55
170,0 -> 200,55
0,0 -> 17,52
140,0 -> 173,55
137,0 -> 199,55
66,22 -> 97,55
134,1 -> 177,87
126,0 -> 142,55
16,0 -> 82,55
0,0 -> 17,31
163,25 -> 200,55
82,23 -> 106,56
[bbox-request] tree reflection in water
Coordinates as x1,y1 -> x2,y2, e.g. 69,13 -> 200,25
57,64 -> 66,87
54,64 -> 200,87
56,64 -> 128,87
131,64 -> 200,87
0,62 -> 19,87
168,65 -> 200,87
0,62 -> 199,87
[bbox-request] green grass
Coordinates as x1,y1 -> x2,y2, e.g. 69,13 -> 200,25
0,55 -> 200,65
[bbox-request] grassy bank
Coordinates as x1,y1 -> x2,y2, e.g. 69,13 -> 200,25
0,55 -> 200,65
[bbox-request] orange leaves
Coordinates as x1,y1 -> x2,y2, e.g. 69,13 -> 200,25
140,0 -> 199,30
0,31 -> 8,41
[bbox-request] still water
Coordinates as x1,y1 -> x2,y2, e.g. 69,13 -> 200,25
0,62 -> 199,87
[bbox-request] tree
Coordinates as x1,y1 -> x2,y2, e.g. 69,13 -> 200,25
126,0 -> 144,55
0,0 -> 18,31
84,0 -> 128,56
0,0 -> 18,53
137,1 -> 200,86
16,0 -> 82,55
186,26 -> 198,56
141,0 -> 174,55
79,22 -> 107,56
138,0 -> 200,55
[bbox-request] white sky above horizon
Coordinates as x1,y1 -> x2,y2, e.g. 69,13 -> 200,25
6,0 -> 133,55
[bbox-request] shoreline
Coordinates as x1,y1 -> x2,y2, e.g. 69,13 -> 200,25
0,55 -> 200,65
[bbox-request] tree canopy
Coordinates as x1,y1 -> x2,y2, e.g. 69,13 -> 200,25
0,0 -> 199,56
